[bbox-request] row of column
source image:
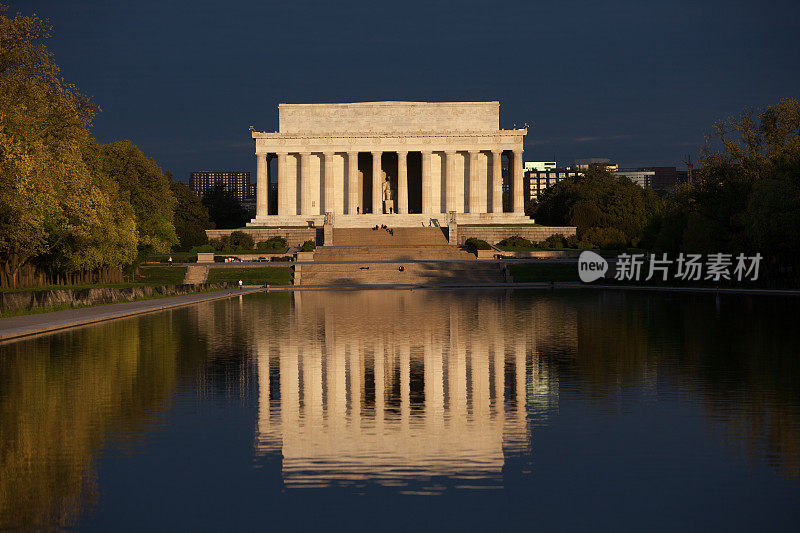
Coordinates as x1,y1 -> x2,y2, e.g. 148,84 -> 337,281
255,150 -> 525,218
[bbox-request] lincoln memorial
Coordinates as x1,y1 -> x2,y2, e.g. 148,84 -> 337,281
248,101 -> 530,228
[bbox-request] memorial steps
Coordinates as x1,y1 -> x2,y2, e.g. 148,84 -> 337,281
296,227 -> 504,286
332,227 -> 449,246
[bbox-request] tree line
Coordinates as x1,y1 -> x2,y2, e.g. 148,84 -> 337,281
534,97 -> 800,262
0,6 -> 250,288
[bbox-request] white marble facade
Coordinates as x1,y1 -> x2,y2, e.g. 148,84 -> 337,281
249,101 -> 528,227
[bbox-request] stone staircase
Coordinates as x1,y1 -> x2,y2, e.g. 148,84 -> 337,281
332,227 -> 449,246
296,227 -> 504,286
183,265 -> 209,285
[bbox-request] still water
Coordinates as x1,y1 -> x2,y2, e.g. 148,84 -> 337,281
1,289 -> 799,530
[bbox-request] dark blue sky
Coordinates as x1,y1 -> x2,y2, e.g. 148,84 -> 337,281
18,0 -> 800,180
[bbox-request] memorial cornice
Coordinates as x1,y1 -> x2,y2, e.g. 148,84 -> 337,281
252,129 -> 526,139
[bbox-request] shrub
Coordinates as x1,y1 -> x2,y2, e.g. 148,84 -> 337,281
257,236 -> 287,251
540,233 -> 567,249
464,237 -> 491,252
300,240 -> 316,252
229,230 -> 255,250
565,235 -> 579,248
584,227 -> 628,249
499,235 -> 533,249
192,244 -> 215,253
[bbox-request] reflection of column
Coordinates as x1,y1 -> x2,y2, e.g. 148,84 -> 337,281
375,341 -> 385,429
306,346 -> 323,425
324,151 -> 334,214
331,334 -> 347,425
468,150 -> 479,214
515,339 -> 526,417
348,151 -> 359,214
400,342 -> 410,431
397,150 -> 408,214
371,151 -> 382,215
299,152 -> 311,215
493,335 -> 504,415
445,150 -> 456,213
492,150 -> 503,213
348,341 -> 362,432
513,149 -> 524,214
421,151 -> 432,214
280,340 -> 300,446
449,312 -> 467,421
473,337 -> 490,420
256,350 -> 270,442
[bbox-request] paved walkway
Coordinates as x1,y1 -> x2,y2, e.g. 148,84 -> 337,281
0,287 -> 263,343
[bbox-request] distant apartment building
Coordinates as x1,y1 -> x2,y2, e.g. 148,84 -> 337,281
524,167 -> 581,203
524,161 -> 557,172
574,158 -> 619,172
189,171 -> 253,201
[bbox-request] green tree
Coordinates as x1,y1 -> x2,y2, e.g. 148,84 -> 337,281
0,5 -> 137,286
169,176 -> 212,251
535,165 -> 663,248
653,96 -> 800,256
86,140 -> 178,253
202,184 -> 250,229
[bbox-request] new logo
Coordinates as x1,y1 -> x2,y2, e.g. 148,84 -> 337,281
578,251 -> 608,283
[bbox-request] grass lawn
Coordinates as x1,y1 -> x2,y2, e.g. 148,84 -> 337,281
508,263 -> 579,282
135,266 -> 188,285
142,252 -> 197,263
207,267 -> 292,285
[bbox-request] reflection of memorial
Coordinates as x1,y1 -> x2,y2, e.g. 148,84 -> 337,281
251,290 -> 571,488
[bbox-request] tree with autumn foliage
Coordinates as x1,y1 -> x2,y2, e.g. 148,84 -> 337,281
0,4 -> 180,287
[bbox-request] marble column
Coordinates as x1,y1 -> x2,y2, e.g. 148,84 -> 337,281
445,150 -> 456,213
299,152 -> 311,215
347,151 -> 359,214
277,152 -> 288,215
421,151 -> 432,214
323,151 -> 334,214
397,150 -> 408,214
371,151 -> 382,215
256,153 -> 268,218
513,149 -> 524,214
492,150 -> 503,213
468,150 -> 479,213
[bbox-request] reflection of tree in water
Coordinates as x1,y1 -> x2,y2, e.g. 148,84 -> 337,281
0,313 -> 193,529
565,291 -> 800,478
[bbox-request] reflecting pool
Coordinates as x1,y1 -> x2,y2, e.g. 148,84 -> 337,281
1,289 -> 799,530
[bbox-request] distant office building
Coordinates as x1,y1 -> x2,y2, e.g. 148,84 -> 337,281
524,167 -> 581,203
652,167 -> 679,191
615,168 -> 655,188
575,158 -> 619,172
189,171 -> 252,201
524,161 -> 557,172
